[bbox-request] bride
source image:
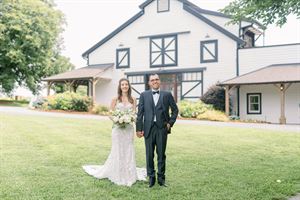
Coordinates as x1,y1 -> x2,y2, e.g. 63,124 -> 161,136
83,78 -> 146,186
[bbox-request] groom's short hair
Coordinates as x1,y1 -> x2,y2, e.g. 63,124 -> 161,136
149,74 -> 159,79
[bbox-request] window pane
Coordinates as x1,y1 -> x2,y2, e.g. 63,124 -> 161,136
250,96 -> 258,103
250,104 -> 259,111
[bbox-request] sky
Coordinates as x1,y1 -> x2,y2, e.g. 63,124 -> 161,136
54,0 -> 300,68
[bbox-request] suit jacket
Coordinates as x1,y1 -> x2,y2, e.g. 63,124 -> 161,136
136,90 -> 179,138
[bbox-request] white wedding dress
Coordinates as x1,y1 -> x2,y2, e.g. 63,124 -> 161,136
82,102 -> 146,186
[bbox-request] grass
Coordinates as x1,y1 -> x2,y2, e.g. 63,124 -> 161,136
0,99 -> 29,107
0,113 -> 300,200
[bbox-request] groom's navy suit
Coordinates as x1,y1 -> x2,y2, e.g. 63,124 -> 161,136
136,89 -> 178,182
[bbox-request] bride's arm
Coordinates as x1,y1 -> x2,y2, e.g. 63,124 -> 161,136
109,97 -> 117,120
110,97 -> 117,111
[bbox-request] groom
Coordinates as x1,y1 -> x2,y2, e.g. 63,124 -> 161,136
136,74 -> 178,187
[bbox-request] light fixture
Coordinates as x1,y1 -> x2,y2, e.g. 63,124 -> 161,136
205,33 -> 210,38
280,84 -> 284,91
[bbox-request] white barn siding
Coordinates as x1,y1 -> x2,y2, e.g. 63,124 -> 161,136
239,44 -> 300,75
239,83 -> 300,124
88,0 -> 238,105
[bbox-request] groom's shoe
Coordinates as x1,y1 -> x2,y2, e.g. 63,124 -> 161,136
149,177 -> 156,188
158,180 -> 167,187
158,177 -> 167,187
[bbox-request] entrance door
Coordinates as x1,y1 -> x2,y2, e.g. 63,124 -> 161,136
159,74 -> 180,102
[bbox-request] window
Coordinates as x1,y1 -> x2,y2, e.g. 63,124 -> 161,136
150,35 -> 177,67
116,48 -> 130,68
128,75 -> 144,84
200,40 -> 218,63
157,0 -> 169,13
182,72 -> 202,81
247,93 -> 262,114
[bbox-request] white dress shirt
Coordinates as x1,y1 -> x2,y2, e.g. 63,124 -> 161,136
152,89 -> 160,122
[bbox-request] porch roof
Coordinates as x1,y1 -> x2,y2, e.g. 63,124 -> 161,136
43,63 -> 114,82
220,63 -> 300,86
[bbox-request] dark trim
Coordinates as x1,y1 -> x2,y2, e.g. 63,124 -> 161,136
157,0 -> 170,13
183,4 -> 244,45
125,67 -> 206,76
150,34 -> 178,67
131,87 -> 141,95
221,80 -> 300,86
200,40 -> 218,63
116,48 -> 130,68
139,0 -> 154,9
82,10 -> 144,58
87,63 -> 115,68
138,31 -> 190,39
247,93 -> 262,114
237,87 -> 240,116
236,43 -> 239,76
182,81 -> 201,97
183,96 -> 201,99
239,43 -> 300,50
269,63 -> 300,67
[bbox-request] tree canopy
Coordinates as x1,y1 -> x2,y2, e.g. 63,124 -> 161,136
221,0 -> 300,27
0,0 -> 74,94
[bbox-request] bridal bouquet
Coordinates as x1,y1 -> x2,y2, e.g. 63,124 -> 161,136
111,108 -> 136,128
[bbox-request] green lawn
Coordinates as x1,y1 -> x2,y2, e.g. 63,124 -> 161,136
0,99 -> 29,107
0,113 -> 299,200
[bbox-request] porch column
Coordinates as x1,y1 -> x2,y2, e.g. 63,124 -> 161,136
225,85 -> 236,116
225,85 -> 230,116
276,83 -> 292,124
47,81 -> 53,96
92,80 -> 96,104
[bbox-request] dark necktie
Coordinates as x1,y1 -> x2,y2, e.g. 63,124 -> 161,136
152,91 -> 159,95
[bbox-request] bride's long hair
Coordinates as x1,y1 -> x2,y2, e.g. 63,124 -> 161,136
117,78 -> 134,104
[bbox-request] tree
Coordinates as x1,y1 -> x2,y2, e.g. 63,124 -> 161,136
221,0 -> 300,26
0,0 -> 73,94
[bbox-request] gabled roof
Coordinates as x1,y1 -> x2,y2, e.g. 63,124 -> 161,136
220,63 -> 300,85
43,63 -> 114,81
82,0 -> 252,58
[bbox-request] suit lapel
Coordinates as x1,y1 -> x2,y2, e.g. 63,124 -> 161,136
148,90 -> 155,110
155,91 -> 163,108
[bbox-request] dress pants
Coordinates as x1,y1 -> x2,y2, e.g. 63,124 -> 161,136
145,122 -> 168,181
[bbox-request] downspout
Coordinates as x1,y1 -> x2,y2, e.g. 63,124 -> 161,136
236,21 -> 242,116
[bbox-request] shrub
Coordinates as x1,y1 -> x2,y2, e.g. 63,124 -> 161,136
197,110 -> 229,122
92,104 -> 110,115
178,100 -> 212,118
46,92 -> 92,112
31,98 -> 47,109
201,84 -> 225,111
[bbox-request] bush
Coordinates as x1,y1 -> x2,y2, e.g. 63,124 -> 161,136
178,100 -> 212,118
201,84 -> 225,111
92,104 -> 110,115
197,110 -> 229,122
45,92 -> 92,112
31,98 -> 47,109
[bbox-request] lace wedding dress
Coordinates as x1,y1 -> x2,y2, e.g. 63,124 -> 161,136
82,102 -> 146,186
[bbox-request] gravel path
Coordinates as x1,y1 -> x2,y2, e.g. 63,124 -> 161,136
0,106 -> 299,133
